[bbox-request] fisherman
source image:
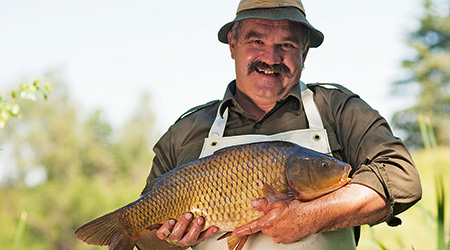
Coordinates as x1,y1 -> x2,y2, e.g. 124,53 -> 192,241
137,0 -> 422,249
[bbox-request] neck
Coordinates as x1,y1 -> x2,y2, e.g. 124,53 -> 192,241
235,90 -> 276,120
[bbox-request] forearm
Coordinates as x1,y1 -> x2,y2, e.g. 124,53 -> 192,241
233,182 -> 387,243
309,183 -> 387,234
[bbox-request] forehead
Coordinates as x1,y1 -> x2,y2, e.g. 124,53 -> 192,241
239,19 -> 303,38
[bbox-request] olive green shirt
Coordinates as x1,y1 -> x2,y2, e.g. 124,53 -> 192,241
143,81 -> 422,226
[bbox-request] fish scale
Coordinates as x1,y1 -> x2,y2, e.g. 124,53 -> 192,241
75,141 -> 352,250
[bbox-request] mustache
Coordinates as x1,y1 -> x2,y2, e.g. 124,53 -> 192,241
247,61 -> 292,78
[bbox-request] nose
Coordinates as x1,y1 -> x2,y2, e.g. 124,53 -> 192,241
261,45 -> 283,65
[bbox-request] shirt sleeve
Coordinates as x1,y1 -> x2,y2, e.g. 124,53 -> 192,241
141,102 -> 217,195
141,125 -> 177,195
331,94 -> 422,226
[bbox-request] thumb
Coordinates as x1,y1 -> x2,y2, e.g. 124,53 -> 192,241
251,199 -> 274,213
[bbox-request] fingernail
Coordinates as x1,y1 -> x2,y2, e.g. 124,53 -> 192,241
212,227 -> 218,233
168,219 -> 175,226
251,200 -> 259,207
196,217 -> 204,225
184,213 -> 193,220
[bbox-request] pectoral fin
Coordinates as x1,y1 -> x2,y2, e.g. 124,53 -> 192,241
217,232 -> 249,250
263,183 -> 296,203
226,235 -> 249,250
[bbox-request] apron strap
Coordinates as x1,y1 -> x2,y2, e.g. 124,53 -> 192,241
300,81 -> 324,129
208,107 -> 228,138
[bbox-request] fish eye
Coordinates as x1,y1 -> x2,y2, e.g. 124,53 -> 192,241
321,162 -> 328,168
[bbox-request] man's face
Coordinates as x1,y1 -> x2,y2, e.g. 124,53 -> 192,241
228,19 -> 309,103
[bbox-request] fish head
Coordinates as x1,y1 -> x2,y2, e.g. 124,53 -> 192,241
285,151 -> 352,201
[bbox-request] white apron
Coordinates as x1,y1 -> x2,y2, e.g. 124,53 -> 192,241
194,82 -> 356,250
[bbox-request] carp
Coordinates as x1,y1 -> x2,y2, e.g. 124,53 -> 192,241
75,141 -> 352,250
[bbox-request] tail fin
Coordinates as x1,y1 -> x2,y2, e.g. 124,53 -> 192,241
75,210 -> 137,250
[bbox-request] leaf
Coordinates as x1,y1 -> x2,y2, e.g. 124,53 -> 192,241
33,79 -> 41,87
1,109 -> 9,120
13,211 -> 28,250
10,104 -> 20,116
20,89 -> 37,101
44,83 -> 52,93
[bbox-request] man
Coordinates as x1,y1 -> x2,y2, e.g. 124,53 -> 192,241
137,0 -> 422,249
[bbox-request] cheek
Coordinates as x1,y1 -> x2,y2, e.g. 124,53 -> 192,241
241,47 -> 261,62
286,54 -> 304,70
235,49 -> 260,72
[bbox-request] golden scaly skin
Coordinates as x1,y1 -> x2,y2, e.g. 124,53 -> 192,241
75,141 -> 351,249
118,141 -> 294,237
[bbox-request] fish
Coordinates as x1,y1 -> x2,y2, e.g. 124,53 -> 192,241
74,141 -> 352,250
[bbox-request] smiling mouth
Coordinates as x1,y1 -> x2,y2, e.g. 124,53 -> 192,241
248,61 -> 291,78
256,68 -> 280,76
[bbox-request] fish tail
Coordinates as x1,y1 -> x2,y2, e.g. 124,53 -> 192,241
75,210 -> 137,250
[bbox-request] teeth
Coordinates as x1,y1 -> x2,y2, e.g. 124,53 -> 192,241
257,69 -> 278,75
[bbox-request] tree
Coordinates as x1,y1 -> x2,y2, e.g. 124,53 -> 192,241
0,69 -> 157,249
392,0 -> 450,148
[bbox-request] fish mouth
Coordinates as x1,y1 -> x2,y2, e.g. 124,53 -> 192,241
340,164 -> 352,184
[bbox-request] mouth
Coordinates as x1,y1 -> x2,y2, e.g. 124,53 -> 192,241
256,68 -> 280,77
248,61 -> 290,78
340,165 -> 352,184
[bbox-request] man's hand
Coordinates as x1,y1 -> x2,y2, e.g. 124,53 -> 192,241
156,213 -> 219,247
232,199 -> 312,244
233,184 -> 387,244
136,213 -> 218,250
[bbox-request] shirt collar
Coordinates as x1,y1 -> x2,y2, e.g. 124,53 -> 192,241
217,80 -> 305,118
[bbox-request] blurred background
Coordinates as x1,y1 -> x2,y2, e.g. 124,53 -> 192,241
0,0 -> 449,249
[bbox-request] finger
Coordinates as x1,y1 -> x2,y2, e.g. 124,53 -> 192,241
177,217 -> 210,246
251,199 -> 271,211
156,219 -> 176,240
197,226 -> 219,242
232,219 -> 262,237
167,213 -> 193,243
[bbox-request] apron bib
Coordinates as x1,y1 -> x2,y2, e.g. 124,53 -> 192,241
195,82 -> 355,250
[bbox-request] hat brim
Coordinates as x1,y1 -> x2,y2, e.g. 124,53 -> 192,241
218,7 -> 324,48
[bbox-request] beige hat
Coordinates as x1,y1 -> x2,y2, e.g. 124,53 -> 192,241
218,0 -> 324,47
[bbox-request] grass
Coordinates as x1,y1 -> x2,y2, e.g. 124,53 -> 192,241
12,212 -> 27,250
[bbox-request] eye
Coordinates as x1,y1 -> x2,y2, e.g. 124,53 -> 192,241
252,40 -> 263,44
280,43 -> 299,50
281,43 -> 294,48
321,162 -> 328,168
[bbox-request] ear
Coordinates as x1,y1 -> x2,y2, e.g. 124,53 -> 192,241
228,32 -> 236,59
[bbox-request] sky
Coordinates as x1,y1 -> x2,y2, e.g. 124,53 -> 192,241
0,0 -> 422,134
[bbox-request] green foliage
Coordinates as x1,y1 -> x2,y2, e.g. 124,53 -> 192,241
419,114 -> 449,250
0,79 -> 52,129
392,0 -> 450,148
0,71 -> 157,249
13,212 -> 27,250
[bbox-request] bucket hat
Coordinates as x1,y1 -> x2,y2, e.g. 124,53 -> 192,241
218,0 -> 324,47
